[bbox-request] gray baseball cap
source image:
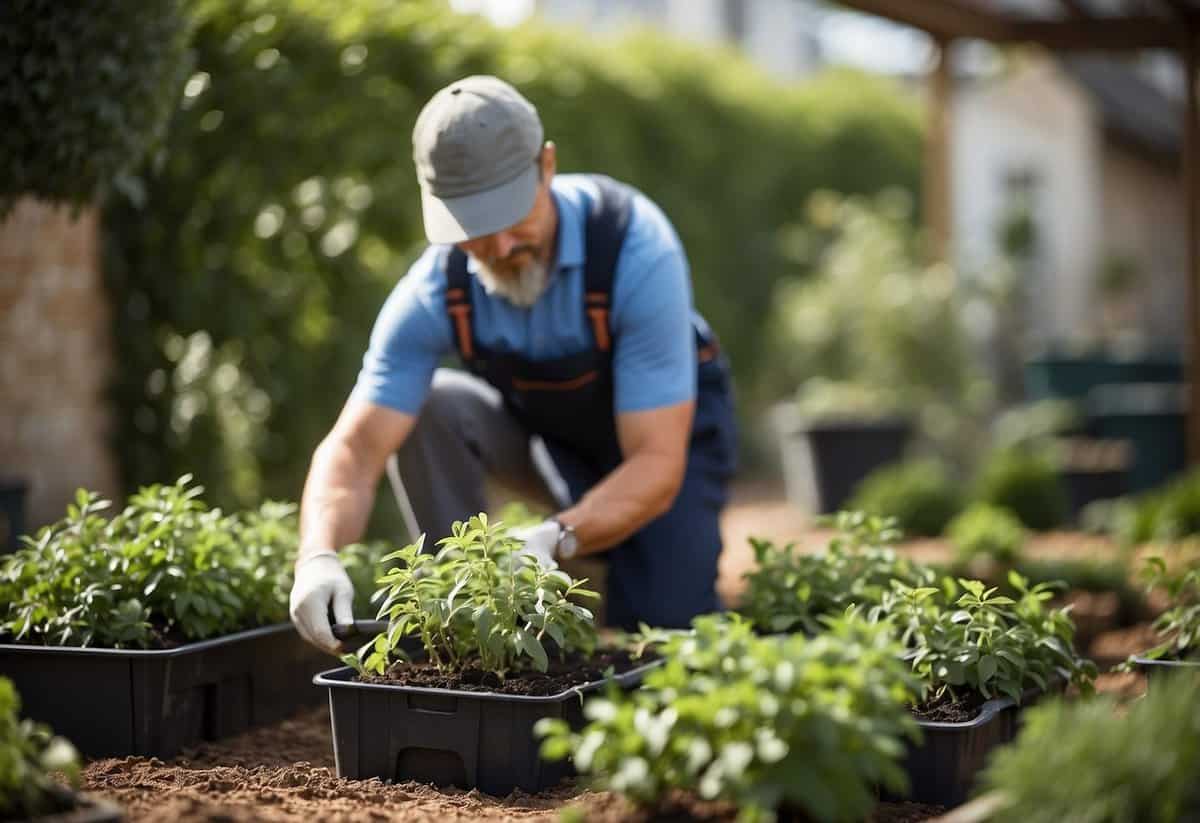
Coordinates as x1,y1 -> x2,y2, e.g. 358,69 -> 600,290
412,75 -> 544,244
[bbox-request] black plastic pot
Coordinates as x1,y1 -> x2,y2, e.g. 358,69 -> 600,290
315,658 -> 661,795
0,623 -> 330,758
900,686 -> 1057,807
772,405 -> 911,514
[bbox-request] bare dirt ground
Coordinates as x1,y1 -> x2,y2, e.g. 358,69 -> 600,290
81,483 -> 1151,822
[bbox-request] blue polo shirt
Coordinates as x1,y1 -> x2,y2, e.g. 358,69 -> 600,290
353,175 -> 698,416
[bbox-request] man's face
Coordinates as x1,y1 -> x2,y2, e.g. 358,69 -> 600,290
456,204 -> 547,283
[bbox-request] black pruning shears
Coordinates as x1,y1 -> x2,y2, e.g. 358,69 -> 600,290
331,620 -> 388,642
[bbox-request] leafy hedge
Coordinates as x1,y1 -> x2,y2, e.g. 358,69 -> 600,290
102,0 -> 922,532
0,0 -> 192,215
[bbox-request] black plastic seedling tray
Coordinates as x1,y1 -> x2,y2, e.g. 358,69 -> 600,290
899,683 -> 1060,807
0,623 -> 330,758
315,658 -> 662,796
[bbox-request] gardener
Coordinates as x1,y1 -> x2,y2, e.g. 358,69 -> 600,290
289,75 -> 737,653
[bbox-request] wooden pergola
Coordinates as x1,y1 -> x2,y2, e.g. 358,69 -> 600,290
833,0 -> 1200,464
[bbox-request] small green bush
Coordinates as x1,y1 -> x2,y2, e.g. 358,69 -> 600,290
947,503 -> 1026,566
0,0 -> 193,214
739,511 -> 935,634
1136,543 -> 1200,662
537,613 -> 919,823
0,677 -> 80,819
343,514 -> 598,678
1111,469 -> 1200,544
848,459 -> 964,537
980,673 -> 1200,823
973,450 -> 1068,531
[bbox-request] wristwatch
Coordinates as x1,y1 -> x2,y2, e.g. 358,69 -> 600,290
552,518 -> 579,559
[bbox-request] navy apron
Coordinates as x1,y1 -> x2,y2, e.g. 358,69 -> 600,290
444,175 -> 737,629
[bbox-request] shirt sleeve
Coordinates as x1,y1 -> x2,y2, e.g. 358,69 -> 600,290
350,246 -> 453,415
611,244 -> 697,414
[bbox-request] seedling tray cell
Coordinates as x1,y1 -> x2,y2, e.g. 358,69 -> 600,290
315,659 -> 661,796
0,623 -> 330,758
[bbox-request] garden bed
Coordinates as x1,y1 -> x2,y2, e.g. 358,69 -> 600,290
80,706 -> 952,823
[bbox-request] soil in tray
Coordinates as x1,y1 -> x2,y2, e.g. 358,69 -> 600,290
574,791 -> 946,822
357,648 -> 654,696
909,689 -> 989,723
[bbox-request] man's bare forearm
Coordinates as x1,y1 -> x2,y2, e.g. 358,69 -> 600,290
297,436 -> 379,565
556,449 -> 683,555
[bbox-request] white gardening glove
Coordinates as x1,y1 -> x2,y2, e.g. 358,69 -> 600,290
510,520 -> 559,569
289,551 -> 355,654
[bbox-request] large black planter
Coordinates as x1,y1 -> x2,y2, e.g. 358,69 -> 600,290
0,623 -> 330,758
1131,655 -> 1200,684
772,405 -> 911,514
315,659 -> 661,796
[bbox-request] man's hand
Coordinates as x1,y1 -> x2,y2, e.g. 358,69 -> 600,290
511,520 -> 558,569
289,552 -> 355,654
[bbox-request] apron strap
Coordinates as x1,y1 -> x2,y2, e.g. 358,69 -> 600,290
444,248 -> 475,361
582,176 -> 633,354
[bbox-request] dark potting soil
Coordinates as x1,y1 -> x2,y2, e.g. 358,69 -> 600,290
358,648 -> 656,696
574,791 -> 946,822
910,689 -> 988,723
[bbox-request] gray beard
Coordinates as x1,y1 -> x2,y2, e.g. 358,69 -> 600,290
471,257 -> 549,308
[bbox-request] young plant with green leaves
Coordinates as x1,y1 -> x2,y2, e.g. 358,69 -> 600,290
1136,544 -> 1200,661
947,503 -> 1027,568
980,672 -> 1200,823
344,514 -> 599,678
739,511 -> 935,634
870,572 -> 1096,704
538,614 -> 920,823
0,476 -> 305,648
0,677 -> 80,820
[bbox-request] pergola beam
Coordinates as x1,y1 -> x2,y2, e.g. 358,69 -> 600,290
835,2 -> 1184,50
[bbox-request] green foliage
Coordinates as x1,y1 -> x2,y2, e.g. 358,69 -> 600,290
766,191 -> 988,453
0,677 -> 80,819
101,0 -> 922,527
738,511 -> 935,634
0,0 -> 192,214
847,459 -> 965,538
537,614 -> 919,823
1137,544 -> 1200,661
337,540 -> 395,618
981,673 -> 1200,823
1111,469 -> 1200,545
870,572 -> 1096,703
947,503 -> 1026,566
973,449 -> 1068,531
0,476 -> 305,647
343,514 -> 598,678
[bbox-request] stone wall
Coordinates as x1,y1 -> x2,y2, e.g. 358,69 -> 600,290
0,198 -> 120,534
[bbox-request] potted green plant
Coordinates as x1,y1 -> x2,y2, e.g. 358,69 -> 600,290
316,514 -> 660,795
0,476 -> 379,757
0,676 -> 122,822
1127,542 -> 1200,677
537,613 -> 920,823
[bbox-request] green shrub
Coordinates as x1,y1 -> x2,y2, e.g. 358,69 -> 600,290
0,677 -> 80,820
0,475 -> 371,647
980,673 -> 1200,823
973,449 -> 1068,531
343,514 -> 598,677
1109,469 -> 1200,545
766,192 -> 989,454
947,503 -> 1026,566
0,0 -> 192,214
1136,543 -> 1200,661
102,0 -> 922,532
739,511 -> 935,634
848,459 -> 964,537
537,614 -> 919,823
870,573 -> 1096,704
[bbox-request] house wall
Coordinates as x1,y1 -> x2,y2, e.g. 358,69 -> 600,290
0,198 -> 120,531
1098,145 -> 1186,346
951,57 -> 1103,344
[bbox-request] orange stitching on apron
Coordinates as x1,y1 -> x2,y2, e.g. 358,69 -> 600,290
587,308 -> 611,352
512,370 -> 600,392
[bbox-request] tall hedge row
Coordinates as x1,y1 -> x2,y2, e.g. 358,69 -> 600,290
102,0 -> 922,536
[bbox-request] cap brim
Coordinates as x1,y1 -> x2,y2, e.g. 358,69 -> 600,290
421,164 -> 539,244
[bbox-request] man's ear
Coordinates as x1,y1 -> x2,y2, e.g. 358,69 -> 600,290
541,141 -> 557,180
